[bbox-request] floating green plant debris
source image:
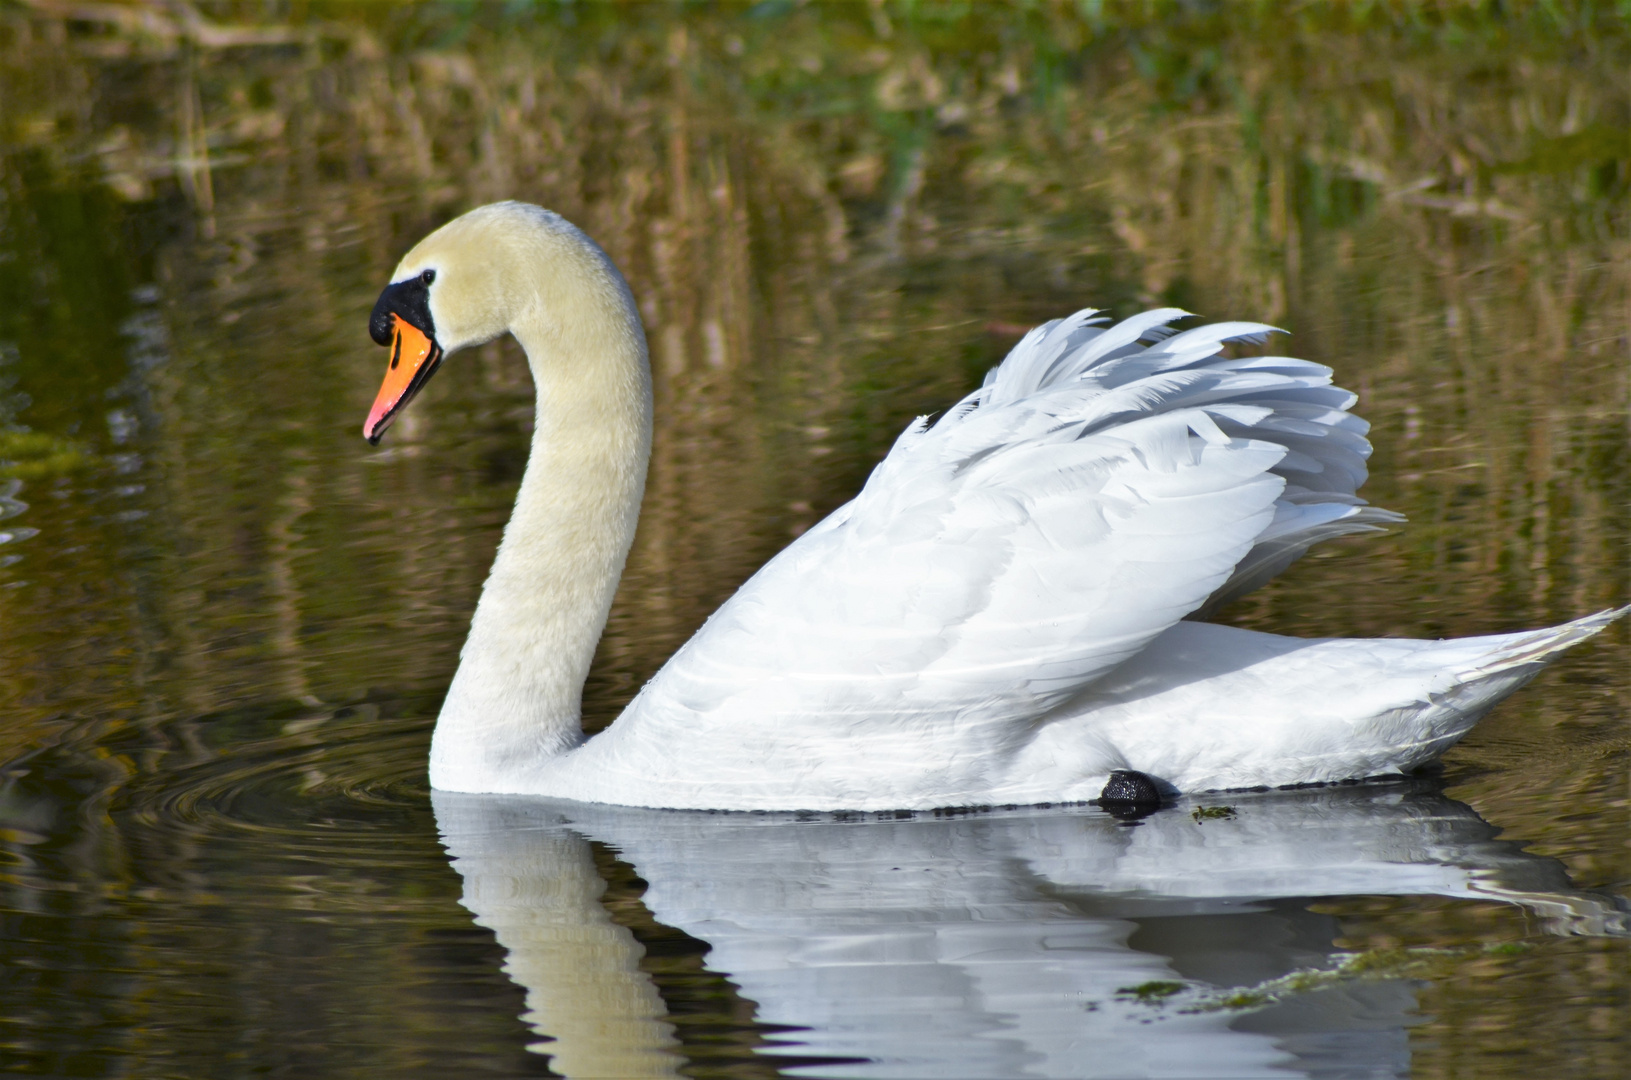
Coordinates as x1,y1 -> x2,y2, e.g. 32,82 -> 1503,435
0,430 -> 96,480
1117,981 -> 1187,1004
1110,941 -> 1541,1015
1191,805 -> 1237,822
1182,943 -> 1533,1014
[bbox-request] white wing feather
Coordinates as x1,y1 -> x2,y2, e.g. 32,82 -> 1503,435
575,310 -> 1400,807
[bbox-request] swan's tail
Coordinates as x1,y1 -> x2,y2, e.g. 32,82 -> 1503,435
1415,605 -> 1629,760
1450,605 -> 1629,680
1006,608 -> 1628,798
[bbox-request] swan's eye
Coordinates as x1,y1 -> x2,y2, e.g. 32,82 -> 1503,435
420,269 -> 436,285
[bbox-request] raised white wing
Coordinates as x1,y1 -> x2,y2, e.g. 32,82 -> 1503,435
595,309 -> 1398,804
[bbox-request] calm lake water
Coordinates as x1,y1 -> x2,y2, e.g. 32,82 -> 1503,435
1,4 -> 1627,1078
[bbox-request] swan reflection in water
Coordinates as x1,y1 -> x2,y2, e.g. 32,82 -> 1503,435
432,783 -> 1627,1079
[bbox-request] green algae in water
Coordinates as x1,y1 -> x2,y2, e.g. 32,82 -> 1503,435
1109,942 -> 1545,1016
1181,942 -> 1540,1015
1118,981 -> 1188,1005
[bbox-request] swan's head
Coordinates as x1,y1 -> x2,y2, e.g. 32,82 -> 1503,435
364,201 -> 627,444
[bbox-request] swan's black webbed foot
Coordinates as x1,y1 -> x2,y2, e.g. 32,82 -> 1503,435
1096,769 -> 1166,820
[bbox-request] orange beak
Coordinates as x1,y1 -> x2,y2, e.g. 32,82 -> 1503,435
364,315 -> 443,444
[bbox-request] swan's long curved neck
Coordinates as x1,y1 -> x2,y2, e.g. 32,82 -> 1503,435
430,253 -> 651,793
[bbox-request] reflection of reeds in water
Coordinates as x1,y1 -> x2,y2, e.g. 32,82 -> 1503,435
0,4 -> 1626,1074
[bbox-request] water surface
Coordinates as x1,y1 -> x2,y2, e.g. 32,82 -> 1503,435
0,4 -> 1627,1077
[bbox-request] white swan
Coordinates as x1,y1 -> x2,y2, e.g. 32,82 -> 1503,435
362,201 -> 1624,810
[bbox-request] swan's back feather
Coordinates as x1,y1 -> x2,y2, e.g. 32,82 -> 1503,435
914,308 -> 1399,618
596,310 -> 1398,800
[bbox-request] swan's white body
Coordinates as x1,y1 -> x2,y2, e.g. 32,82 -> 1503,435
368,202 -> 1622,810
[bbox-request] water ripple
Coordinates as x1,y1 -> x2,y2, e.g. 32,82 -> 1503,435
118,701 -> 433,840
